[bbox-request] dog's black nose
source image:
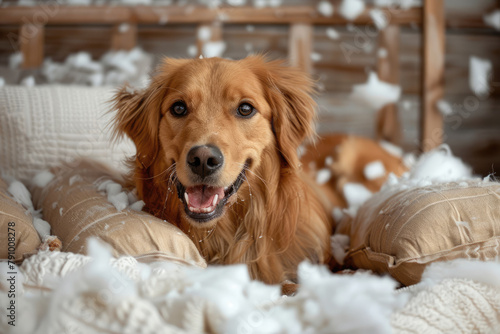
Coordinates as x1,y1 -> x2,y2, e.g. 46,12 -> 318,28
187,145 -> 224,178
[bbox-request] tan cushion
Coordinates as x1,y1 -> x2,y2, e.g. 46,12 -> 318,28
337,180 -> 500,286
31,160 -> 206,268
0,177 -> 41,262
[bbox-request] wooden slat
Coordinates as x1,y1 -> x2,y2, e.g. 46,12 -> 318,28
376,25 -> 401,145
0,6 -> 422,26
111,23 -> 137,50
289,23 -> 313,74
421,0 -> 445,151
196,22 -> 223,58
19,23 -> 44,69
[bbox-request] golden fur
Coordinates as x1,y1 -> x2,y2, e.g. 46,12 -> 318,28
112,56 -> 332,284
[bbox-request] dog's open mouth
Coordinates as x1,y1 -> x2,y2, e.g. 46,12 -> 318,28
175,168 -> 246,223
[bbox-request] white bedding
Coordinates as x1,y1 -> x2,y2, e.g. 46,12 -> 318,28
1,240 -> 499,334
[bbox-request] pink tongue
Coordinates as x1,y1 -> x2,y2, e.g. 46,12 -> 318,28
186,185 -> 224,209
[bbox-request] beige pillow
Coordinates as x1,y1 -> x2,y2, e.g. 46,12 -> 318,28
0,177 -> 41,263
337,180 -> 500,286
31,160 -> 206,268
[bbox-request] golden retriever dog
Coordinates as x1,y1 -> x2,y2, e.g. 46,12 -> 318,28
112,55 -> 332,284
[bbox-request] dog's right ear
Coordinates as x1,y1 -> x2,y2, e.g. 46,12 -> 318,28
111,85 -> 161,169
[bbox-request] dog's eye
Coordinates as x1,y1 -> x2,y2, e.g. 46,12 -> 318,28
237,103 -> 256,118
170,101 -> 187,117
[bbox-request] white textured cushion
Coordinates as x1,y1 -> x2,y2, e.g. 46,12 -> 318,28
0,85 -> 135,181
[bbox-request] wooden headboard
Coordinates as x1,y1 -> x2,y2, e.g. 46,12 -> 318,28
0,1 -> 446,151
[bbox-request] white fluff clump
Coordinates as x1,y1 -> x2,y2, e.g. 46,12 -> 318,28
20,76 -> 35,87
370,9 -> 388,30
350,72 -> 401,110
0,77 -> 5,87
317,1 -> 334,17
364,160 -> 386,180
484,10 -> 500,30
436,99 -> 454,116
197,26 -> 212,41
95,179 -> 145,212
421,259 -> 500,289
8,178 -> 53,238
374,0 -> 421,9
469,56 -> 492,96
41,47 -> 151,88
330,234 -> 350,265
9,52 -> 23,69
202,41 -> 226,58
33,217 -> 52,238
409,144 -> 472,183
339,0 -> 365,21
343,183 -> 373,216
8,180 -> 34,211
32,171 -> 55,188
326,27 -> 340,40
379,140 -> 403,158
316,168 -> 332,185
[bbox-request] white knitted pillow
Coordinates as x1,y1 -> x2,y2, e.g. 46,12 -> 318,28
0,85 -> 135,181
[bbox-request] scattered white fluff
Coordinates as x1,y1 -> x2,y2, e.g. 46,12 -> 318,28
330,234 -> 350,265
469,56 -> 492,96
68,174 -> 83,186
421,259 -> 500,289
227,0 -> 246,5
343,183 -> 373,216
310,52 -> 322,62
316,168 -> 332,185
325,156 -> 333,166
33,217 -> 51,238
8,180 -> 34,211
95,179 -> 145,212
39,47 -> 151,88
317,1 -> 334,17
32,171 -> 55,188
187,44 -> 198,57
409,144 -> 472,183
0,77 -> 5,87
436,99 -> 454,116
202,41 -> 226,58
339,0 -> 365,21
106,182 -> 122,196
374,0 -> 421,9
252,0 -> 281,8
377,47 -> 388,58
197,25 -> 212,41
332,207 -> 344,222
484,10 -> 500,30
20,76 -> 35,87
326,27 -> 340,40
9,52 -> 23,69
118,23 -> 130,33
108,192 -> 129,212
129,200 -> 145,211
364,160 -> 386,180
349,72 -> 401,110
370,9 -> 388,30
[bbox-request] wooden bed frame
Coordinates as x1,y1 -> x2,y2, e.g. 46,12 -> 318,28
0,1 -> 446,152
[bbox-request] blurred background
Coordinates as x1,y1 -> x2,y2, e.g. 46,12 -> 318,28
0,0 -> 499,176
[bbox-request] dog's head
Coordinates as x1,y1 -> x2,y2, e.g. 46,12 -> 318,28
113,56 -> 316,227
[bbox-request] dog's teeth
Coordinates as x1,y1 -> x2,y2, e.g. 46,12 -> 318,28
189,206 -> 196,212
184,193 -> 189,205
212,194 -> 218,206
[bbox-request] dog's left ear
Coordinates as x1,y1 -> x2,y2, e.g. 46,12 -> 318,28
251,57 -> 317,170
